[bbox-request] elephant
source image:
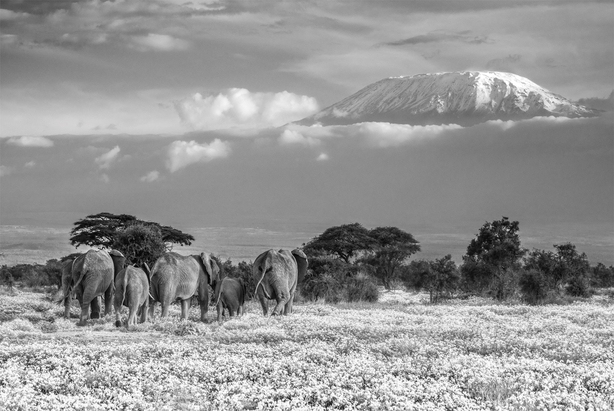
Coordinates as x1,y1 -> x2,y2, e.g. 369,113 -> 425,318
148,252 -> 220,322
253,249 -> 307,316
57,249 -> 126,325
114,264 -> 151,328
214,277 -> 246,323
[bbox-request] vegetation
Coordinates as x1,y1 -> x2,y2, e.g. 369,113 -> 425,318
0,290 -> 612,410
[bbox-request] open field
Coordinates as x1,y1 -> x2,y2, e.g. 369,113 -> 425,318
1,288 -> 613,410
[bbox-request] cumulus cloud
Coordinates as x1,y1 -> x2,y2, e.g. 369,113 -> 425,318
174,88 -> 319,130
316,153 -> 329,161
100,173 -> 110,183
129,33 -> 190,52
140,170 -> 160,182
25,161 -> 36,167
278,129 -> 320,146
7,136 -> 54,147
95,146 -> 121,169
166,139 -> 230,172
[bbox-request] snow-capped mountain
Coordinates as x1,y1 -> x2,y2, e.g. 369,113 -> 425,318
295,71 -> 600,126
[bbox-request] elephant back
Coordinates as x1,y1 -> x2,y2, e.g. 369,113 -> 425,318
79,249 -> 114,296
150,252 -> 202,301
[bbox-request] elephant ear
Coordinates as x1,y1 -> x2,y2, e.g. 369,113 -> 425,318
109,249 -> 126,278
200,252 -> 220,286
291,249 -> 308,284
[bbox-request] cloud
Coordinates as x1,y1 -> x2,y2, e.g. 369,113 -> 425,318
174,88 -> 319,130
95,146 -> 121,169
384,30 -> 492,46
140,170 -> 160,182
7,136 -> 54,147
577,91 -> 614,112
282,122 -> 462,148
100,173 -> 110,183
278,129 -> 320,147
316,153 -> 329,161
0,165 -> 13,177
166,139 -> 230,172
129,33 -> 190,52
486,54 -> 522,72
25,161 -> 36,167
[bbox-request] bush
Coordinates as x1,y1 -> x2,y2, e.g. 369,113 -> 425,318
565,276 -> 592,297
345,272 -> 379,302
519,269 -> 548,305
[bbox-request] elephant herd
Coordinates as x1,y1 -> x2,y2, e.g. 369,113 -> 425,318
57,248 -> 308,327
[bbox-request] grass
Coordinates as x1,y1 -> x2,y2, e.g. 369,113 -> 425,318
0,286 -> 613,410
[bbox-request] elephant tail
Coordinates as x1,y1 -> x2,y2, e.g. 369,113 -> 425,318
254,265 -> 272,300
71,269 -> 88,299
119,268 -> 129,308
214,277 -> 225,308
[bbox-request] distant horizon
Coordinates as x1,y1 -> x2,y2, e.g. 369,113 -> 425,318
1,1 -> 612,269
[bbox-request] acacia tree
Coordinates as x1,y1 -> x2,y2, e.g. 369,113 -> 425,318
70,212 -> 194,250
112,223 -> 168,268
462,216 -> 524,299
363,226 -> 420,290
303,223 -> 374,263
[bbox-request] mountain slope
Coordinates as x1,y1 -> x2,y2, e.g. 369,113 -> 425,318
295,71 -> 600,126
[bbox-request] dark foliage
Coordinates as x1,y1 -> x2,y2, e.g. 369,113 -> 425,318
112,223 -> 168,268
402,255 -> 459,303
591,263 -> 614,288
218,258 -> 255,299
303,223 -> 374,263
70,212 -> 194,249
518,269 -> 548,305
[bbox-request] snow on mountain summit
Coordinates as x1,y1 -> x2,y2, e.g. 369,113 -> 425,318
295,71 -> 599,126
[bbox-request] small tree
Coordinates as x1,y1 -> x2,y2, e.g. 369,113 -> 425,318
591,263 -> 614,288
426,255 -> 460,303
303,223 -> 374,263
363,226 -> 420,290
518,269 -> 548,305
112,223 -> 168,268
462,217 -> 524,299
70,212 -> 194,250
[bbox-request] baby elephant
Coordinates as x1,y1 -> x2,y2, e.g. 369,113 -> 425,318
114,264 -> 151,328
214,277 -> 246,323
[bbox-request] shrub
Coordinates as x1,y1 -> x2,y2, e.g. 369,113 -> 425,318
518,269 -> 548,305
345,272 -> 379,302
565,276 -> 592,297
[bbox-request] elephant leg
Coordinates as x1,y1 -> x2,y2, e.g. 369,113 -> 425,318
160,302 -> 170,318
199,289 -> 209,323
180,298 -> 191,320
217,302 -> 222,323
104,286 -> 113,317
63,297 -> 71,319
284,293 -> 295,315
115,306 -> 123,327
90,297 -> 101,319
148,301 -> 155,320
127,305 -> 137,327
140,302 -> 148,324
258,293 -> 268,316
77,302 -> 90,326
272,289 -> 289,316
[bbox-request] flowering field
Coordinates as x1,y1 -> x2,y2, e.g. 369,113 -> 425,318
1,289 -> 613,410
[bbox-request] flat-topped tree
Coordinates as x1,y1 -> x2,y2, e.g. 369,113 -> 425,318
69,212 -> 194,267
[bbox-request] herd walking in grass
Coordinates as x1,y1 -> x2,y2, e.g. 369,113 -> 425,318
56,247 -> 308,327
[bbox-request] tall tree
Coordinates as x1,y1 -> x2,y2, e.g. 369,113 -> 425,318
462,216 -> 524,299
112,223 -> 168,268
363,226 -> 420,290
70,212 -> 194,250
303,223 -> 374,263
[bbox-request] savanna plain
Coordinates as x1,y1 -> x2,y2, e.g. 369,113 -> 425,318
1,287 -> 612,411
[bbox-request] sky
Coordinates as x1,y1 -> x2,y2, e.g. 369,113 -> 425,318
1,0 -> 613,265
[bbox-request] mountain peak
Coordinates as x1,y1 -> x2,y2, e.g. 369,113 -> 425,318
295,71 -> 599,127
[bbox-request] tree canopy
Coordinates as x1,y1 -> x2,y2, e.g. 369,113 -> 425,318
70,212 -> 194,250
303,223 -> 374,263
465,216 -> 524,269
